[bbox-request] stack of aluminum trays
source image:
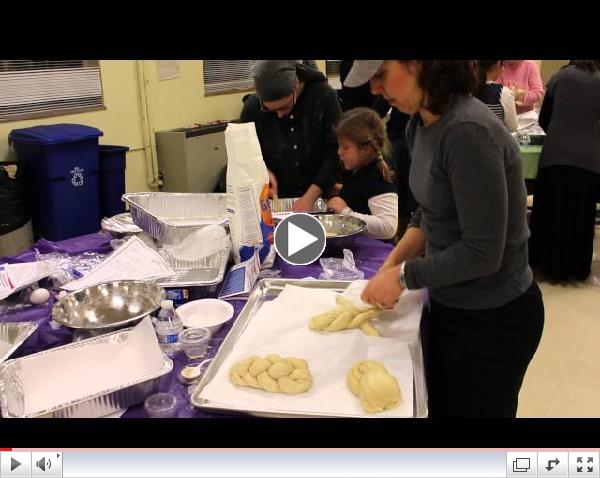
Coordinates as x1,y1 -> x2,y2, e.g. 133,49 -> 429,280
122,193 -> 229,244
122,192 -> 231,289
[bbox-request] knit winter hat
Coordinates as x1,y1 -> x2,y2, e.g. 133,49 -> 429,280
253,60 -> 300,102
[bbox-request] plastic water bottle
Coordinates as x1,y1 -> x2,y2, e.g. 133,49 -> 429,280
154,300 -> 183,355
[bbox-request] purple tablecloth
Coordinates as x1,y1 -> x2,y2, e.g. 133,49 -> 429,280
0,233 -> 394,418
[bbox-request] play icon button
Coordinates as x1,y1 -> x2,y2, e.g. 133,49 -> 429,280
1,452 -> 31,477
288,222 -> 318,256
274,213 -> 326,265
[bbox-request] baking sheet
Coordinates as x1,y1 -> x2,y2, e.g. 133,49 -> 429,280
198,283 -> 421,417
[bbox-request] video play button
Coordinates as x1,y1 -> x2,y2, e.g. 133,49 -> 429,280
274,213 -> 326,265
1,452 -> 31,477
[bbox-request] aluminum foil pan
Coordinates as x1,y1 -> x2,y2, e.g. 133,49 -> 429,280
101,213 -> 143,235
122,193 -> 229,244
0,328 -> 173,418
0,322 -> 39,365
156,245 -> 231,288
269,197 -> 329,216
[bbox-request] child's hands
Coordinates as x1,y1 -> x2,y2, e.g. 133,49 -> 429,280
327,197 -> 349,214
293,195 -> 315,212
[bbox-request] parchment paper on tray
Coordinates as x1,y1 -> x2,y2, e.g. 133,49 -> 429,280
199,283 -> 423,417
19,317 -> 164,416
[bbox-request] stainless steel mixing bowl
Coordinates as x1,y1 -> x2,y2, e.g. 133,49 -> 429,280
52,281 -> 166,330
312,214 -> 367,253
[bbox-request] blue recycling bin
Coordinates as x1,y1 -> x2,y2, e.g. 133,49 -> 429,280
8,124 -> 103,241
99,145 -> 129,218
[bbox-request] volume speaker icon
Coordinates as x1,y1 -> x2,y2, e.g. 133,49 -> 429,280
36,457 -> 51,471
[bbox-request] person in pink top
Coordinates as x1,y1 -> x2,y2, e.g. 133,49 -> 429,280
499,60 -> 545,114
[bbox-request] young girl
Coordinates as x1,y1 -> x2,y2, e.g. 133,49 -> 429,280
327,107 -> 399,240
475,60 -> 518,132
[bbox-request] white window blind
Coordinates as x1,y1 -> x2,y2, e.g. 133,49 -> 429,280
203,60 -> 257,96
0,60 -> 104,121
326,60 -> 342,90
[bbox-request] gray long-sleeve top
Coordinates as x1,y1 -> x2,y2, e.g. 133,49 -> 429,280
538,65 -> 600,174
404,95 -> 533,309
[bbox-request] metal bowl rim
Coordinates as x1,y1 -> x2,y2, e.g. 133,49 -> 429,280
312,213 -> 367,238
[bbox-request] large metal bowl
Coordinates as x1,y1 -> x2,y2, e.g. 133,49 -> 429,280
52,281 -> 166,330
312,214 -> 366,254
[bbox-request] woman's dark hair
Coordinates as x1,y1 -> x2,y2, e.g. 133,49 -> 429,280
335,107 -> 395,183
400,61 -> 479,115
567,60 -> 600,72
475,60 -> 504,95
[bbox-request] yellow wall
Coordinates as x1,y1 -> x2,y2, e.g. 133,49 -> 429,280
0,61 -> 151,193
144,61 -> 249,132
541,60 -> 569,84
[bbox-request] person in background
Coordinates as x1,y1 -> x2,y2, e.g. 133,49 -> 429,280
345,60 -> 544,417
528,60 -> 600,282
372,95 -> 417,239
339,60 -> 417,238
499,60 -> 544,114
339,60 -> 377,111
241,60 -> 342,211
302,60 -> 319,70
328,107 -> 399,240
475,60 -> 518,132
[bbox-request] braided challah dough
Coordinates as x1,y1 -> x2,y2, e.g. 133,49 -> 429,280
229,354 -> 313,394
309,294 -> 381,336
347,360 -> 401,413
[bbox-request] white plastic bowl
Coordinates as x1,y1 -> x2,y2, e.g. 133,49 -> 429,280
175,299 -> 234,334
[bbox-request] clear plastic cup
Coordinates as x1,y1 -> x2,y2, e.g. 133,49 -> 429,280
518,132 -> 531,146
144,392 -> 178,418
180,327 -> 211,359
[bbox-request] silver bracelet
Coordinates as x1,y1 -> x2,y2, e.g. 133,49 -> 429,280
397,261 -> 407,288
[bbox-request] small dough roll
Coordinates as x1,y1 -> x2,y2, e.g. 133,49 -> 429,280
347,360 -> 401,414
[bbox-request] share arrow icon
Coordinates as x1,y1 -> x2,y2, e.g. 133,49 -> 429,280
546,458 -> 560,471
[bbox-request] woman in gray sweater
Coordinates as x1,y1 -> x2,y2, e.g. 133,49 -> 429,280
345,60 -> 545,417
529,60 -> 600,281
